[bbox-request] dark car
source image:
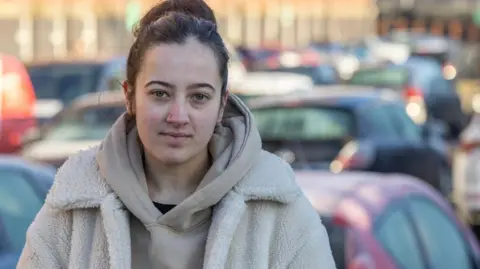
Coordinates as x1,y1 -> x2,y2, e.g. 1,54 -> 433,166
0,156 -> 55,269
297,170 -> 480,269
347,57 -> 467,139
26,57 -> 126,125
248,90 -> 452,197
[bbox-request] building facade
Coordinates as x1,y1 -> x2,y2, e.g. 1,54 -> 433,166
0,0 -> 377,62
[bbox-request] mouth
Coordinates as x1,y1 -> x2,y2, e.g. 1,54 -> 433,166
158,132 -> 192,138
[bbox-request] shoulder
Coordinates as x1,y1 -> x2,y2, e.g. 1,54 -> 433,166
233,150 -> 302,203
242,151 -> 324,240
46,146 -> 112,210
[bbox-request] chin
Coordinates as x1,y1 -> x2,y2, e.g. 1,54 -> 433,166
154,150 -> 192,166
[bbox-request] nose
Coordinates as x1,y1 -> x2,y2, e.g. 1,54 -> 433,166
166,102 -> 189,125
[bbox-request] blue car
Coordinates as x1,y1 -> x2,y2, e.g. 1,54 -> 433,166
0,156 -> 55,269
26,56 -> 127,125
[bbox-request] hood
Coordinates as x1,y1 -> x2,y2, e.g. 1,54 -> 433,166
96,94 -> 262,231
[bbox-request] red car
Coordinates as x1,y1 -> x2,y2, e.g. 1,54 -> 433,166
296,171 -> 480,269
0,54 -> 36,153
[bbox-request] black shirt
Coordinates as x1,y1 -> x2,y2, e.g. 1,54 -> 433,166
153,202 -> 176,214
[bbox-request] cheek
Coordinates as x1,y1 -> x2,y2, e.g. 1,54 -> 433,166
192,108 -> 219,136
135,96 -> 166,123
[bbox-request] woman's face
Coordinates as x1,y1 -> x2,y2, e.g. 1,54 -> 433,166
131,38 -> 225,165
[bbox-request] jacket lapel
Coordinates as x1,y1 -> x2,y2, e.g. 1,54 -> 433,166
203,192 -> 247,269
100,193 -> 132,269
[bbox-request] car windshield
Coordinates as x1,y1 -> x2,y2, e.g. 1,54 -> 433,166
42,104 -> 125,141
0,169 -> 44,252
349,67 -> 408,88
251,106 -> 355,140
321,215 -> 346,269
28,63 -> 104,105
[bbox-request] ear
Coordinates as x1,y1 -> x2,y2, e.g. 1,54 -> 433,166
123,81 -> 135,115
217,91 -> 229,123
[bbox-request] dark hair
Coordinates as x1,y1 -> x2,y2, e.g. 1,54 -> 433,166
126,1 -> 229,114
133,0 -> 217,37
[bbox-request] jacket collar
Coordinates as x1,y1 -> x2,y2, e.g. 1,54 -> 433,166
46,147 -> 301,210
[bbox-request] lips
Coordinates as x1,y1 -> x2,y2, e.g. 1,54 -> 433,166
158,132 -> 192,138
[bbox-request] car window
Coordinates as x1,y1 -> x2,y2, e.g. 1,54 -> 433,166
409,197 -> 473,269
28,63 -> 104,105
360,104 -> 401,139
348,67 -> 408,88
43,104 -> 125,141
387,104 -> 422,141
374,205 -> 426,269
251,106 -> 356,140
0,169 -> 44,252
105,69 -> 125,92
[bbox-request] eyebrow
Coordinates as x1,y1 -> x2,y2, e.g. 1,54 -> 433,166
145,80 -> 216,91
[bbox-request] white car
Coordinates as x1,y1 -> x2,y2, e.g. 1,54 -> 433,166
230,72 -> 314,97
20,91 -> 125,168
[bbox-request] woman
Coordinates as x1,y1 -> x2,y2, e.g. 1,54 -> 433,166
17,1 -> 336,268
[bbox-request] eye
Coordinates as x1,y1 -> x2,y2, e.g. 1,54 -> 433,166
150,90 -> 168,99
191,93 -> 209,102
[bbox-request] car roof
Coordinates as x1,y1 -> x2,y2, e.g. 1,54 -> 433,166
296,171 -> 444,226
0,155 -> 56,175
231,72 -> 314,95
247,86 -> 401,109
241,71 -> 313,82
69,91 -> 124,110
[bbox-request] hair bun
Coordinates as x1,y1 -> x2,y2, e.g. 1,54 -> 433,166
133,0 -> 217,37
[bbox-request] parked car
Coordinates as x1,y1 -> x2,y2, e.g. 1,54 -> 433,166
26,56 -> 126,125
347,57 -> 467,139
236,46 -> 284,71
230,71 -> 313,102
0,54 -> 37,153
384,30 -> 461,81
20,91 -> 125,168
0,156 -> 55,269
296,170 -> 480,269
256,51 -> 340,85
248,89 -> 452,197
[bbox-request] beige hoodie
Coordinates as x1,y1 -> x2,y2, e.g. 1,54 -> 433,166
95,95 -> 262,269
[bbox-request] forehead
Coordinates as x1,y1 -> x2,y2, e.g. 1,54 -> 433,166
140,38 -> 220,83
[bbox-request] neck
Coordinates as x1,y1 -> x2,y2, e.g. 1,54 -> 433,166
144,148 -> 210,204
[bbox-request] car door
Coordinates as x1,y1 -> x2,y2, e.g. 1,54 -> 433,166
360,103 -> 424,175
407,196 -> 478,269
373,199 -> 427,269
387,104 -> 447,189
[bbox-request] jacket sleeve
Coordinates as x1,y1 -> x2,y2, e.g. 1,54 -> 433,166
16,204 -> 72,269
287,220 -> 337,269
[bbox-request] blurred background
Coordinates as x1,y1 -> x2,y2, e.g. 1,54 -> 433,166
0,0 -> 377,59
5,0 -> 480,268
